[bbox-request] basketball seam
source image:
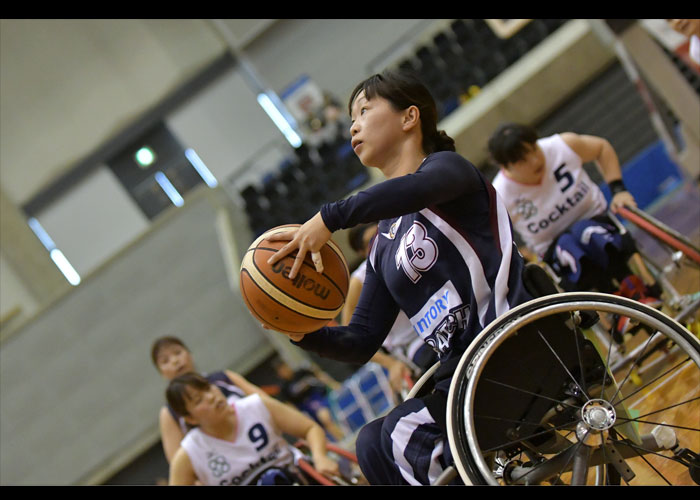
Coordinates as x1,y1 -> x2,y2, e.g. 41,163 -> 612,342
240,270 -> 320,334
253,246 -> 348,299
248,225 -> 349,296
242,251 -> 342,318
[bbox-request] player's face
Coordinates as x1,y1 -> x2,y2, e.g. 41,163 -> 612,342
349,91 -> 405,168
505,143 -> 546,184
183,384 -> 232,426
156,344 -> 195,380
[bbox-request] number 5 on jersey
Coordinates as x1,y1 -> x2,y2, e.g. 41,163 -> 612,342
554,163 -> 574,192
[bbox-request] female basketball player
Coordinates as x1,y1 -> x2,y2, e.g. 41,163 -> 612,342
487,122 -> 660,295
151,336 -> 267,463
166,372 -> 339,485
266,70 -> 533,485
343,222 -> 437,393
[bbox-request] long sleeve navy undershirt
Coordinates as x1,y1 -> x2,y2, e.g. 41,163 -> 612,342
295,151 -> 485,365
320,152 -> 483,231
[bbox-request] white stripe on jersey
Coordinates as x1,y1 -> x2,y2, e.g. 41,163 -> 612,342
492,191 -> 514,318
390,406 -> 435,486
427,439 -> 446,485
420,208 -> 491,328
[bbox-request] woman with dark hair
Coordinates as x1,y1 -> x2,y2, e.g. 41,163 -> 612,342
150,336 -> 267,464
166,372 -> 339,486
487,122 -> 660,296
265,70 -> 532,485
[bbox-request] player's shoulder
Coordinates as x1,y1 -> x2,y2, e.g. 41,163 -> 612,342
236,392 -> 263,409
491,169 -> 507,187
422,150 -> 478,174
426,150 -> 469,164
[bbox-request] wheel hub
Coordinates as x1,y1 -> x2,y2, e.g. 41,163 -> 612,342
581,399 -> 616,431
576,399 -> 616,445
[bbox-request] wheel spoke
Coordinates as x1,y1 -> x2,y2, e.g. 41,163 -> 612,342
611,438 -> 675,485
474,413 -> 563,428
608,330 -> 665,404
481,377 -> 582,411
480,419 -> 580,455
536,329 -> 589,400
634,395 -> 700,422
611,357 -> 693,407
599,441 -> 614,485
614,415 -> 699,433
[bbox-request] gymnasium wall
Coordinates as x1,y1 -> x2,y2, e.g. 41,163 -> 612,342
0,19 -> 619,485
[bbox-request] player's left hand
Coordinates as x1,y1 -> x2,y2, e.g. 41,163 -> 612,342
610,190 -> 636,213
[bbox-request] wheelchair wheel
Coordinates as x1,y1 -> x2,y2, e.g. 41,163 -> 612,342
446,292 -> 700,485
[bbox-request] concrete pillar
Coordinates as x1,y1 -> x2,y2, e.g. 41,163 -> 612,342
0,187 -> 68,305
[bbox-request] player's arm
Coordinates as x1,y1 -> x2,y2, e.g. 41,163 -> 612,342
560,132 -> 636,212
321,153 -> 483,231
294,263 -> 400,364
159,406 -> 184,464
263,396 -> 339,477
267,153 -> 482,281
168,447 -> 198,485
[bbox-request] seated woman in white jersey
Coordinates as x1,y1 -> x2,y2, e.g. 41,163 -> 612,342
166,372 -> 339,486
151,336 -> 269,465
488,122 -> 661,298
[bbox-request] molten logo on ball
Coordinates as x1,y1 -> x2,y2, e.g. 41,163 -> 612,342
271,261 -> 331,301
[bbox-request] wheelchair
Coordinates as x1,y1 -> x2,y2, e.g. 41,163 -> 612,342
612,205 -> 700,327
406,260 -> 699,486
445,290 -> 699,485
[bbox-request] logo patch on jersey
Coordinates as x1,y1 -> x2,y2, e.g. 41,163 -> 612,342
410,281 -> 469,355
395,221 -> 438,283
381,216 -> 402,240
220,443 -> 286,486
208,454 -> 231,477
515,197 -> 537,220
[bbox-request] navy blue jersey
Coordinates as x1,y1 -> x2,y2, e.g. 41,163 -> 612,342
296,152 -> 532,378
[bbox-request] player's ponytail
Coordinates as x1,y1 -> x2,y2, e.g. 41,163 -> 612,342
429,129 -> 456,153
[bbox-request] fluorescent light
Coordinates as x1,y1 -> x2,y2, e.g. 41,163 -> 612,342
27,217 -> 81,286
50,249 -> 81,286
27,217 -> 56,250
185,148 -> 218,188
154,171 -> 184,207
257,92 -> 303,148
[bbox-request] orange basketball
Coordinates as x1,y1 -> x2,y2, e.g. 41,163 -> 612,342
239,224 -> 350,335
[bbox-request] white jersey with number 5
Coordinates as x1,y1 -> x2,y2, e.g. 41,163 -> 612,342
180,394 -> 295,486
492,134 -> 608,257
